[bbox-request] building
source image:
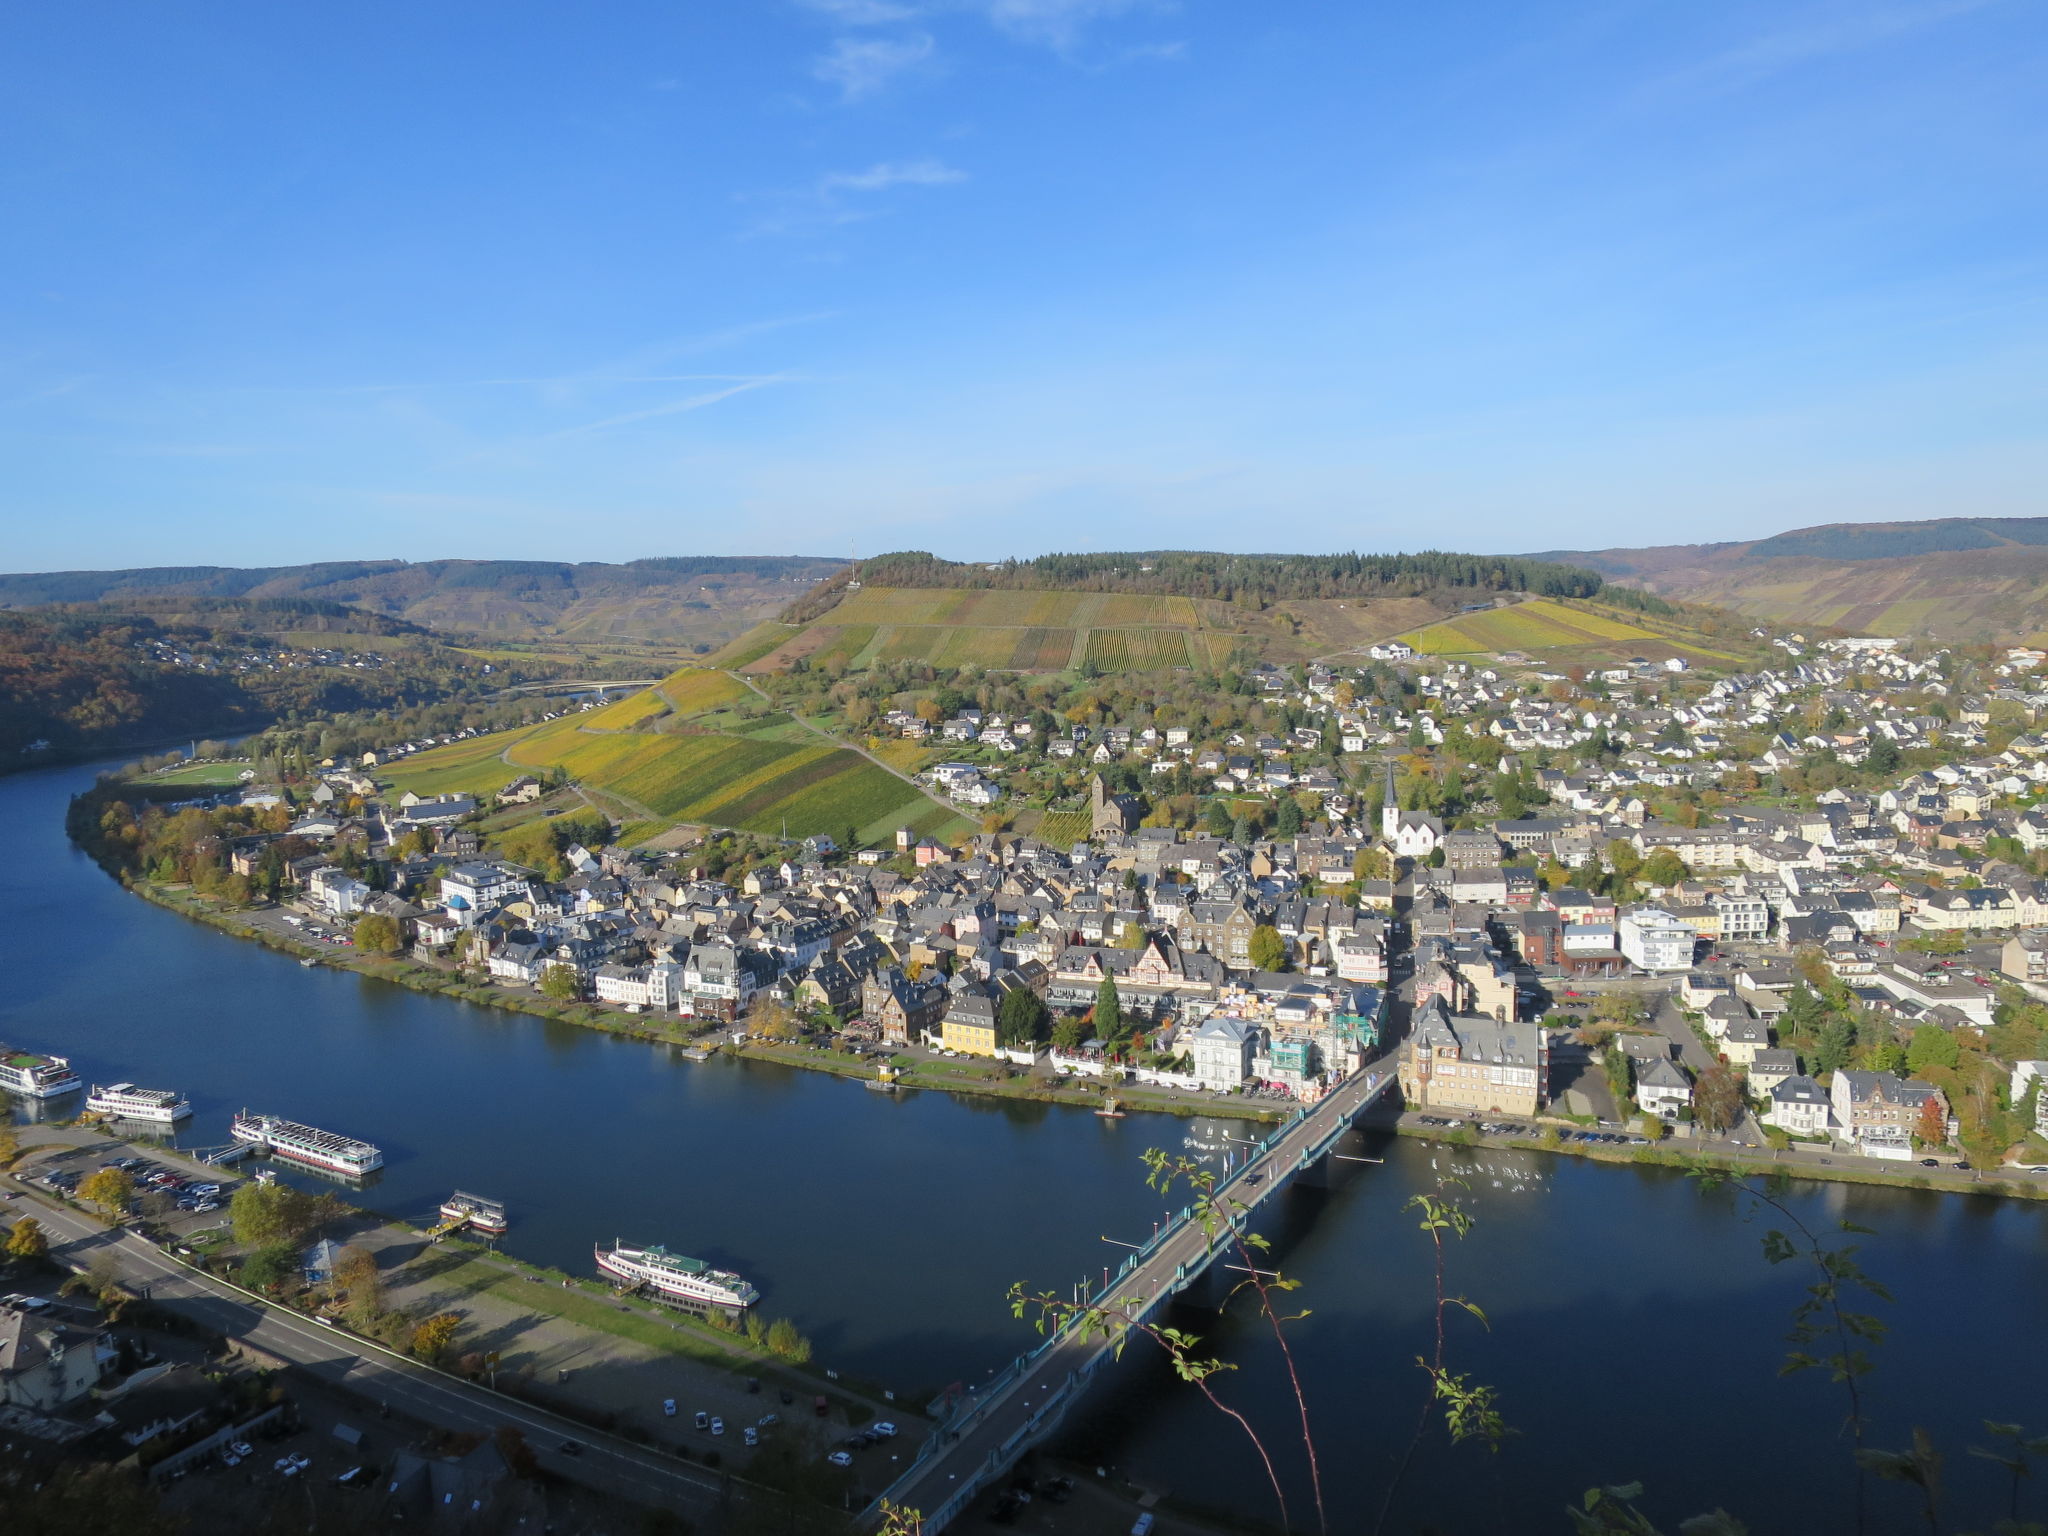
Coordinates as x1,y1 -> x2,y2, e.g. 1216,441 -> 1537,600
1829,1070 -> 1947,1149
1397,998 -> 1546,1116
0,1304 -> 110,1411
1089,774 -> 1143,837
1766,1075 -> 1834,1137
1187,1015 -> 1259,1092
940,989 -> 999,1057
1634,1055 -> 1691,1119
1618,908 -> 1697,973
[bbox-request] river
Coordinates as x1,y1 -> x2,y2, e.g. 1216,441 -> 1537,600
4,757 -> 2044,1533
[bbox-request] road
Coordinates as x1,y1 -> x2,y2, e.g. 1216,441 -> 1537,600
8,1183 -> 723,1518
878,1060 -> 1397,1528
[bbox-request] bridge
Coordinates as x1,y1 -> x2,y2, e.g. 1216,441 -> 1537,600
868,1059 -> 1399,1531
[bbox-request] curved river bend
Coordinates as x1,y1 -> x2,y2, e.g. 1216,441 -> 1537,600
4,759 -> 2042,1531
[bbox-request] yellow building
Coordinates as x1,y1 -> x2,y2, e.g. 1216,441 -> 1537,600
940,992 -> 999,1057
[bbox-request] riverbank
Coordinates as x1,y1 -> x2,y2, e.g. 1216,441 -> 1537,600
1382,1117 -> 2048,1202
118,874 -> 1289,1126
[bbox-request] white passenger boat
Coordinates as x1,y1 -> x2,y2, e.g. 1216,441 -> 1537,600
439,1191 -> 509,1234
0,1045 -> 82,1099
86,1083 -> 193,1123
231,1112 -> 383,1177
595,1241 -> 759,1309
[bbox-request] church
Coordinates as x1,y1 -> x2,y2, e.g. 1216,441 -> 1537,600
1090,773 -> 1145,836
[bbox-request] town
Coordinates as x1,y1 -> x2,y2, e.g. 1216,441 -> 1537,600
84,626 -> 2048,1180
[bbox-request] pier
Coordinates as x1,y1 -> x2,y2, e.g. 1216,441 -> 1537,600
868,1058 -> 1398,1531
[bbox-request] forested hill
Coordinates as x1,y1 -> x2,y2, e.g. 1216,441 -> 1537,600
0,556 -> 842,642
783,549 -> 1628,624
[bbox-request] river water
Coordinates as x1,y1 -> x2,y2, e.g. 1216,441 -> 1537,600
4,758 -> 2044,1533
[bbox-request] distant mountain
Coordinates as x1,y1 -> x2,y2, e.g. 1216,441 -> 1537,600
0,556 -> 844,644
1530,518 -> 2048,643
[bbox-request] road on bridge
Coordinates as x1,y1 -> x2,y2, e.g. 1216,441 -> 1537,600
10,1183 -> 723,1518
879,1059 -> 1396,1526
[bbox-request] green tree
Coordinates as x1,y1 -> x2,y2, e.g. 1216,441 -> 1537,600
240,1241 -> 299,1293
1639,849 -> 1690,888
352,912 -> 401,954
1905,1024 -> 1960,1075
539,963 -> 581,1001
1248,924 -> 1287,973
1273,797 -> 1304,836
1814,1012 -> 1858,1078
1093,976 -> 1124,1045
77,1167 -> 134,1216
997,986 -> 1050,1048
5,1215 -> 49,1263
765,1316 -> 812,1362
1865,736 -> 1901,776
1051,1016 -> 1085,1052
1605,840 -> 1644,884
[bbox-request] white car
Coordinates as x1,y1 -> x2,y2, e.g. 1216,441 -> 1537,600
663,1398 -> 676,1417
828,1451 -> 853,1467
710,1416 -> 724,1436
743,1427 -> 758,1447
871,1421 -> 898,1438
276,1453 -> 311,1477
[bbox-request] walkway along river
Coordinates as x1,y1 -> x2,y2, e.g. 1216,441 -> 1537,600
4,755 -> 2045,1532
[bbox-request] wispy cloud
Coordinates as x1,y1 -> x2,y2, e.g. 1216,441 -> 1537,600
818,158 -> 969,193
811,32 -> 937,100
541,377 -> 788,439
965,0 -> 1152,51
799,0 -> 919,21
1653,0 -> 2004,98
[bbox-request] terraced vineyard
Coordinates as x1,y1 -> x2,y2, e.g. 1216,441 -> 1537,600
380,661 -> 968,847
1398,598 -> 1746,666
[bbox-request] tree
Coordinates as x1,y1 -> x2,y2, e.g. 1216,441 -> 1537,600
1248,924 -> 1287,973
1093,976 -> 1123,1045
539,963 -> 581,1001
1605,839 -> 1644,884
1814,1012 -> 1859,1078
751,997 -> 802,1040
334,1244 -> 383,1322
5,1215 -> 48,1263
1692,1065 -> 1744,1136
1639,849 -> 1690,888
1906,1024 -> 1960,1075
997,986 -> 1050,1048
1051,1016 -> 1085,1052
410,1311 -> 463,1364
1273,797 -> 1303,836
241,1241 -> 299,1293
231,1180 -> 321,1246
352,912 -> 401,954
765,1316 -> 812,1362
1865,736 -> 1901,776
78,1167 -> 134,1216
1915,1094 -> 1948,1149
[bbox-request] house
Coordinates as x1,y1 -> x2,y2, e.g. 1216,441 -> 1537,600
1634,1055 -> 1691,1119
940,988 -> 999,1057
0,1303 -> 110,1410
1719,1016 -> 1774,1068
1747,1048 -> 1801,1097
862,966 -> 948,1045
1829,1070 -> 1947,1150
495,775 -> 544,806
98,1364 -> 218,1450
1766,1075 -> 1834,1137
1618,908 -> 1696,973
1186,1015 -> 1259,1092
1397,998 -> 1546,1116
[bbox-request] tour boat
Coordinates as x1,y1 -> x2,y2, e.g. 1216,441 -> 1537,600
595,1240 -> 759,1309
439,1191 -> 509,1234
86,1083 -> 193,1123
231,1112 -> 384,1177
0,1045 -> 82,1099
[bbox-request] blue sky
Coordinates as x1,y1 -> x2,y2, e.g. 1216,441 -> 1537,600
3,0 -> 2043,571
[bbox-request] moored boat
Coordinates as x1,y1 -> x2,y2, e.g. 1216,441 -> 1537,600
86,1083 -> 193,1123
439,1191 -> 508,1234
595,1240 -> 758,1309
0,1045 -> 82,1100
231,1112 -> 383,1177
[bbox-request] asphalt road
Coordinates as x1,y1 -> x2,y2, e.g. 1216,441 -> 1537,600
9,1182 -> 724,1517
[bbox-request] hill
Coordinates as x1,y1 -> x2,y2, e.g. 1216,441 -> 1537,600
727,547 -> 1634,677
384,663 -> 967,848
0,556 -> 842,647
1532,517 -> 2048,643
1395,596 -> 1752,667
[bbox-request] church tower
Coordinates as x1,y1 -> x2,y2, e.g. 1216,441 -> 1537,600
1380,760 -> 1399,840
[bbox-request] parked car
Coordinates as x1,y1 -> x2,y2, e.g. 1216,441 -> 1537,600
828,1451 -> 853,1468
694,1411 -> 709,1430
663,1398 -> 676,1417
710,1417 -> 724,1436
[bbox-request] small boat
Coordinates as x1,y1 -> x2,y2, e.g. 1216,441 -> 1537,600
438,1191 -> 508,1234
300,955 -> 321,968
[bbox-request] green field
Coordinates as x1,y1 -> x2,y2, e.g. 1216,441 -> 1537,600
142,761 -> 251,786
382,734 -> 525,799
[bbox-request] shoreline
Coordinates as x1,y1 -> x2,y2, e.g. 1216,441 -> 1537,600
119,875 -> 1288,1126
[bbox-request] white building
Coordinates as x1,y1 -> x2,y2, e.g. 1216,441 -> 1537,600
1765,1075 -> 1833,1137
1619,908 -> 1697,973
1186,1016 -> 1259,1093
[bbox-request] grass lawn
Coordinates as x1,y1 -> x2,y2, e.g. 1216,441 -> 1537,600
141,761 -> 250,786
382,732 -> 527,798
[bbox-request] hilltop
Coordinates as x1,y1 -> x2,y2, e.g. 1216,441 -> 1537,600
0,555 -> 841,646
1533,517 -> 2048,643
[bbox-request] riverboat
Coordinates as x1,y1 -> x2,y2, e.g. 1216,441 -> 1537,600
595,1241 -> 759,1309
439,1191 -> 508,1234
85,1083 -> 192,1123
231,1112 -> 384,1177
0,1045 -> 82,1099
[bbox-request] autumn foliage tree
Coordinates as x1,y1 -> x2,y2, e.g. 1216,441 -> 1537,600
1692,1065 -> 1744,1136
